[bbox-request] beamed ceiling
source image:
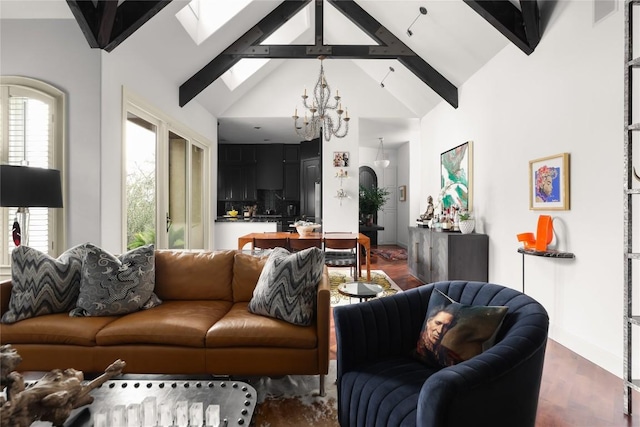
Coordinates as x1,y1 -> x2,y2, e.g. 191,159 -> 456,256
61,0 -> 542,146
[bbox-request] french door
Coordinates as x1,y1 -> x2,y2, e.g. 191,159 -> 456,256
124,102 -> 209,251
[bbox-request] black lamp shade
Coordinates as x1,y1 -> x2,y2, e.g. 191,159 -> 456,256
0,165 -> 63,208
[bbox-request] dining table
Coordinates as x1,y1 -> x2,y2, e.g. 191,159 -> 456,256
237,232 -> 371,281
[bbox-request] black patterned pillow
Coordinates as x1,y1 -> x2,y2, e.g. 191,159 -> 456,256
1,244 -> 86,324
248,247 -> 324,326
70,243 -> 161,317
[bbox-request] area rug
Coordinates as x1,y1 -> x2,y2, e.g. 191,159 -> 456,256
371,247 -> 408,261
248,360 -> 339,426
328,269 -> 401,306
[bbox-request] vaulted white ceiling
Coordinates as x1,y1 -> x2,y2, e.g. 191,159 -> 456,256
1,0 -> 525,147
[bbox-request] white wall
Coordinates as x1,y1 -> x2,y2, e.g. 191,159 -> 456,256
0,19 -> 102,248
419,1 -> 623,376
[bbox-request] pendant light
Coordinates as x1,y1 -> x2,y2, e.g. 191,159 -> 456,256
374,137 -> 390,168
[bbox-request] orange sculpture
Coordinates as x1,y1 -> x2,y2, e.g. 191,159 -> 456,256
517,215 -> 554,252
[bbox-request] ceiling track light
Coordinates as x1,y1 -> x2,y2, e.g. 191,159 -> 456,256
407,6 -> 428,37
380,66 -> 395,88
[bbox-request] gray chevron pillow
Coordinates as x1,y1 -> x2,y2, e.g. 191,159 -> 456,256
2,244 -> 87,324
248,247 -> 324,326
70,243 -> 161,317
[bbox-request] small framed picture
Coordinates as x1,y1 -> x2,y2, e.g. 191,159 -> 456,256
399,185 -> 407,202
333,151 -> 349,167
529,153 -> 570,210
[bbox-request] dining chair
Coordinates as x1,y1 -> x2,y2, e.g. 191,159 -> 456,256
323,234 -> 359,278
288,237 -> 323,252
252,237 -> 289,254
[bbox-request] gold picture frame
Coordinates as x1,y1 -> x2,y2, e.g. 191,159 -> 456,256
529,153 -> 570,210
399,185 -> 406,202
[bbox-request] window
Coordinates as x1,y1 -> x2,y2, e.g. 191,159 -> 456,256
124,90 -> 210,252
0,77 -> 65,274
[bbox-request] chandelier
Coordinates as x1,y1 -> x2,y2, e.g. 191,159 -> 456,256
292,57 -> 350,141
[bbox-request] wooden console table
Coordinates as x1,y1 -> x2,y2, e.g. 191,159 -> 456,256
517,247 -> 575,294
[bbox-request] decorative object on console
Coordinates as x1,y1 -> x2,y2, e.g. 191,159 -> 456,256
440,141 -> 473,210
1,244 -> 86,324
293,56 -> 349,141
517,214 -> 554,251
414,288 -> 508,368
70,243 -> 161,317
374,137 -> 390,168
0,164 -> 63,246
0,344 -> 125,427
458,211 -> 475,234
248,247 -> 325,326
529,152 -> 570,210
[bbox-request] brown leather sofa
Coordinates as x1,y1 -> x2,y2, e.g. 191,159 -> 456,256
0,250 -> 330,393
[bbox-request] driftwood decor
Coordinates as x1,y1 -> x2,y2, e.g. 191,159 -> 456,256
0,344 -> 125,427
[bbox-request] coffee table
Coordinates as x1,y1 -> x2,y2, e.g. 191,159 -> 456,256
26,376 -> 256,426
338,282 -> 384,303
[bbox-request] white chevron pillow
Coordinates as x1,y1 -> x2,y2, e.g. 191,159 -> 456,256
2,244 -> 86,323
248,247 -> 324,326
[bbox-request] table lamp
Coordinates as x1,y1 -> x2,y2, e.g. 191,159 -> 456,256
0,164 -> 63,246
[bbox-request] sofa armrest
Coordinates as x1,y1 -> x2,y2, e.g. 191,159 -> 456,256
333,285 -> 432,380
0,279 -> 12,316
316,267 -> 330,374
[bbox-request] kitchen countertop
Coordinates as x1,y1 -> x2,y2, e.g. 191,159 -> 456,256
216,217 -> 280,222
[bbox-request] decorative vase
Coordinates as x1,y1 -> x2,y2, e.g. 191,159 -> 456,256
459,219 -> 475,234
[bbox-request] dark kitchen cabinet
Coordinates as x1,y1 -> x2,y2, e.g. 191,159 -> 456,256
283,145 -> 300,201
218,144 -> 257,201
283,144 -> 300,162
283,162 -> 299,200
256,144 -> 283,190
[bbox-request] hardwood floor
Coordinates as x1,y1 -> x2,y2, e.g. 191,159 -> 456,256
330,245 -> 640,427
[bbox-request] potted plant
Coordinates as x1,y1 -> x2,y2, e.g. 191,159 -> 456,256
458,211 -> 475,234
359,185 -> 390,226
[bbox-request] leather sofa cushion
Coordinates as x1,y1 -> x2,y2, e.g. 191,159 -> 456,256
96,301 -> 232,347
232,253 -> 267,302
206,303 -> 317,349
154,250 -> 235,301
0,313 -> 118,346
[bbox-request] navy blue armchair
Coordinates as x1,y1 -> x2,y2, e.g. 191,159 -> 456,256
334,281 -> 549,427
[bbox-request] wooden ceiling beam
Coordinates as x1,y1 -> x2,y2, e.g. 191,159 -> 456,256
464,0 -> 540,55
180,0 -> 458,109
327,0 -> 457,108
180,0 -> 312,107
66,0 -> 172,52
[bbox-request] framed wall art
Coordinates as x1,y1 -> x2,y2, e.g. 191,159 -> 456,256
399,185 -> 407,202
333,151 -> 349,167
440,141 -> 473,210
529,153 -> 570,210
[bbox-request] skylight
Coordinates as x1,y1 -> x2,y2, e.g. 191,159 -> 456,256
176,0 -> 252,46
177,0 -> 312,91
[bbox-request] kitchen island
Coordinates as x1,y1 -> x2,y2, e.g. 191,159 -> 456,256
214,219 -> 277,250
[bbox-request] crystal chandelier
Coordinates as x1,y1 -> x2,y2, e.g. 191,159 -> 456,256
292,57 -> 350,141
